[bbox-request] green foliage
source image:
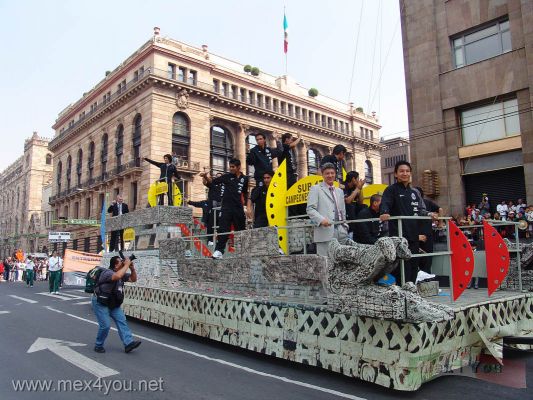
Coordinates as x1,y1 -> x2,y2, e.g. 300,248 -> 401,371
251,67 -> 260,76
308,88 -> 319,97
243,65 -> 252,73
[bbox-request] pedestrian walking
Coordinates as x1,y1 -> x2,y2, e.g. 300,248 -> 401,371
25,256 -> 35,287
92,255 -> 141,354
48,250 -> 62,294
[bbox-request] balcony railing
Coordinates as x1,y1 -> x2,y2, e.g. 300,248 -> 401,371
50,159 -> 144,203
174,158 -> 201,172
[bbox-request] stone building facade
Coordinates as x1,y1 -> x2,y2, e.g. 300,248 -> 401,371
0,133 -> 53,257
48,28 -> 382,253
400,0 -> 533,214
380,137 -> 410,185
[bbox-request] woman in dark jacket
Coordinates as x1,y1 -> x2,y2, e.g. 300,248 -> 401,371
144,154 -> 181,205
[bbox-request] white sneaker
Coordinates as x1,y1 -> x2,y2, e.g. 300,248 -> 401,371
416,271 -> 436,284
207,241 -> 214,247
212,250 -> 223,259
55,291 -> 59,295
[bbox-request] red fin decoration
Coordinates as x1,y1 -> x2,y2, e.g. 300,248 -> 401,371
449,221 -> 475,301
177,223 -> 213,257
483,221 -> 510,296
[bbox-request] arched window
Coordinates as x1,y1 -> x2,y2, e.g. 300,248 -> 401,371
46,154 -> 52,165
66,155 -> 72,190
76,149 -> 83,186
245,134 -> 257,178
365,160 -> 373,184
172,113 -> 190,161
116,125 -> 124,168
133,115 -> 142,166
88,141 -> 95,179
210,125 -> 233,174
307,148 -> 321,175
101,133 -> 108,177
56,161 -> 62,193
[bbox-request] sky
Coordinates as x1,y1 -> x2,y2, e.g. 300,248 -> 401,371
0,0 -> 408,171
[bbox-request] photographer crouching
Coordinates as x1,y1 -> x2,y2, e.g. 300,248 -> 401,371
92,253 -> 141,354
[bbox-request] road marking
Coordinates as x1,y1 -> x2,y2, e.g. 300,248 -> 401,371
45,306 -> 65,314
27,337 -> 119,379
53,309 -> 366,400
36,292 -> 86,301
75,301 -> 92,305
8,295 -> 37,304
0,311 -> 11,315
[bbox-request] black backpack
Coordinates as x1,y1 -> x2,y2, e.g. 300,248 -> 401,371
93,270 -> 125,309
84,267 -> 104,293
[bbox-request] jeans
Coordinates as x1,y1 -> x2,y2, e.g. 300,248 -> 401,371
91,296 -> 133,348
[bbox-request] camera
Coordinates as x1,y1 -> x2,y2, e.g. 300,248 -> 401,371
118,250 -> 137,262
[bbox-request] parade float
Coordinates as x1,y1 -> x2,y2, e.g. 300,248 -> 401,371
102,161 -> 532,391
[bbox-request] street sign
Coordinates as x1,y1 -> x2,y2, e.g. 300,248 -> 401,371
48,232 -> 71,242
52,219 -> 100,226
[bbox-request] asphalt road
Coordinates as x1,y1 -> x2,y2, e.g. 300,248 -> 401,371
0,281 -> 531,400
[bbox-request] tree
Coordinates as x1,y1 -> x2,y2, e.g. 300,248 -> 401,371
308,88 -> 319,97
251,67 -> 260,76
243,65 -> 252,73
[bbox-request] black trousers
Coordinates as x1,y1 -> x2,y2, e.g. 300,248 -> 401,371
419,234 -> 434,273
109,230 -> 124,252
392,239 -> 419,284
253,214 -> 269,228
215,208 -> 246,253
206,207 -> 218,242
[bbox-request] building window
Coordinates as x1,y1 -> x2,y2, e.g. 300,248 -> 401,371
239,88 -> 246,102
248,91 -> 255,105
72,239 -> 78,251
88,141 -> 95,179
210,126 -> 233,174
365,160 -> 373,184
84,237 -> 90,252
461,98 -> 520,146
66,155 -> 72,190
76,149 -> 83,186
98,193 -> 105,214
73,202 -> 79,219
115,125 -> 124,168
168,63 -> 176,80
178,67 -> 186,82
273,99 -> 279,112
222,82 -> 229,97
453,19 -> 511,68
131,182 -> 138,211
101,133 -> 108,177
265,96 -> 272,110
57,161 -> 62,193
46,154 -> 52,165
307,149 -> 321,175
172,113 -> 190,160
231,85 -> 238,100
85,197 -> 91,218
187,70 -> 197,85
213,79 -> 220,93
133,115 -> 142,166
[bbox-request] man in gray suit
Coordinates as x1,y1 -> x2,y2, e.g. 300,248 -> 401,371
307,163 -> 350,256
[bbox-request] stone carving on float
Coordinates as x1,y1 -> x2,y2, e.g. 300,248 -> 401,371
327,238 -> 454,322
176,89 -> 189,110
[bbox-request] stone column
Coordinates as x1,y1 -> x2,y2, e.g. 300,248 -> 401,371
236,124 -> 247,170
297,140 -> 308,179
269,132 -> 279,170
